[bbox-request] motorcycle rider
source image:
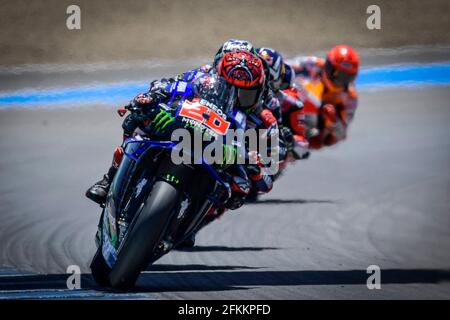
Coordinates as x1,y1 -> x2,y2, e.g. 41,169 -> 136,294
257,47 -> 309,161
86,50 -> 273,211
290,45 -> 359,149
187,41 -> 296,205
181,40 -> 283,192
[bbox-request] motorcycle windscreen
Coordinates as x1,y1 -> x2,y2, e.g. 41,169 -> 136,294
193,74 -> 236,114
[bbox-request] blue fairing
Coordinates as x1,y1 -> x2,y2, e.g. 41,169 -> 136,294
101,75 -> 238,266
101,135 -> 230,267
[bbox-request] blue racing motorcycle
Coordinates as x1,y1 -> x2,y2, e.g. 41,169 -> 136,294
90,74 -> 248,290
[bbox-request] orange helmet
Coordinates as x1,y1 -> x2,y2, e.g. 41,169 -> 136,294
216,50 -> 266,110
324,45 -> 359,88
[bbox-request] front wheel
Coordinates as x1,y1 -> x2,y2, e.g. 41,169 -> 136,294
108,180 -> 180,290
90,246 -> 112,287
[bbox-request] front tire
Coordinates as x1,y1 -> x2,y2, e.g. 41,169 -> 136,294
90,247 -> 112,287
108,181 -> 180,290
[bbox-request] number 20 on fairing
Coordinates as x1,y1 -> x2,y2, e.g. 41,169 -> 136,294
179,100 -> 230,135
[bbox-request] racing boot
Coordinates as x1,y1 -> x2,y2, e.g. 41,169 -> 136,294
85,166 -> 116,205
86,146 -> 124,205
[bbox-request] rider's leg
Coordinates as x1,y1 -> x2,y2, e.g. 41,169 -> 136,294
85,146 -> 124,205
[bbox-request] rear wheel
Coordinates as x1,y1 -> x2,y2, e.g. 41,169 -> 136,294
108,181 -> 180,290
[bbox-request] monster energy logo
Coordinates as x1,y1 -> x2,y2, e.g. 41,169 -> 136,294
153,110 -> 175,133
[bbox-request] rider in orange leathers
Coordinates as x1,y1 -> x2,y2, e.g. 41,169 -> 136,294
289,45 -> 359,149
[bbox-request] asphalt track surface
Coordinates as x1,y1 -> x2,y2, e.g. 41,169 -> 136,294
0,71 -> 450,298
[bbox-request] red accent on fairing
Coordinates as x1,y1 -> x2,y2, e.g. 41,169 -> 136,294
280,87 -> 301,112
112,146 -> 124,169
117,108 -> 127,117
230,181 -> 249,195
289,109 -> 306,137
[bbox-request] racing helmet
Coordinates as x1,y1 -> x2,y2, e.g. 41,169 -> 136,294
324,45 -> 359,88
216,50 -> 266,112
213,39 -> 257,68
257,47 -> 286,91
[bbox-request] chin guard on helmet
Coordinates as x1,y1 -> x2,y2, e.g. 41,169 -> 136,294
216,50 -> 266,111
